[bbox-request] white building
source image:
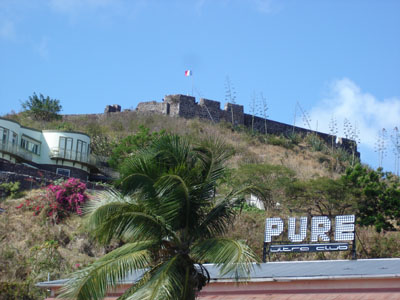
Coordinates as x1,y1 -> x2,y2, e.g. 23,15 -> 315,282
0,117 -> 98,180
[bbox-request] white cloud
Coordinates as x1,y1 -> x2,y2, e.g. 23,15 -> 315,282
0,19 -> 16,40
308,78 -> 400,152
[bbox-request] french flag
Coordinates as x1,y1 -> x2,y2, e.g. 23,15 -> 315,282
185,70 -> 192,77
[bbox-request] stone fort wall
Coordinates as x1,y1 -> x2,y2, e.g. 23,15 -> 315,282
135,94 -> 358,154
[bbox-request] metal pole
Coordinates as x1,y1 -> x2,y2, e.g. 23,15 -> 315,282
191,75 -> 194,97
262,243 -> 267,263
352,218 -> 357,260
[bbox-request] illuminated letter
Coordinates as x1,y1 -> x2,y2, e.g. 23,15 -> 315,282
265,218 -> 284,242
311,216 -> 331,242
288,217 -> 307,242
335,215 -> 355,241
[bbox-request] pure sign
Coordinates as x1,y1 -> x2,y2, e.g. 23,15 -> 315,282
264,215 -> 355,254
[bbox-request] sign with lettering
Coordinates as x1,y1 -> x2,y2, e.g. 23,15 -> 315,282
262,215 -> 356,262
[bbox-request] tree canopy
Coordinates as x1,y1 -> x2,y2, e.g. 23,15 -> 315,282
342,164 -> 400,232
21,92 -> 62,121
285,164 -> 400,232
60,134 -> 260,300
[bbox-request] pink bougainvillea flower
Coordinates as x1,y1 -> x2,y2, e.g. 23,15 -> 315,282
27,178 -> 89,223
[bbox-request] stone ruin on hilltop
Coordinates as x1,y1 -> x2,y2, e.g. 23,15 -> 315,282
105,94 -> 358,156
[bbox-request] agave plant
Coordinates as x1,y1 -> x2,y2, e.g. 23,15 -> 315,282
59,134 -> 260,300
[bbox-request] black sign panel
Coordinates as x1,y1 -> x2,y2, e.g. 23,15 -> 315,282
269,242 -> 350,253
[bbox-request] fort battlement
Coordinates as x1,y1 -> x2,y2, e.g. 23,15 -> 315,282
135,94 -> 358,155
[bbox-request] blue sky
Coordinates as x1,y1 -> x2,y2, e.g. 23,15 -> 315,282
1,0 -> 399,173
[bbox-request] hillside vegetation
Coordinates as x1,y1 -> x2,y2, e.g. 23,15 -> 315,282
1,111 -> 400,298
6,110 -> 355,178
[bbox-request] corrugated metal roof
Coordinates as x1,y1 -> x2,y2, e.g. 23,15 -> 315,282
204,258 -> 400,281
36,258 -> 400,288
198,293 -> 400,300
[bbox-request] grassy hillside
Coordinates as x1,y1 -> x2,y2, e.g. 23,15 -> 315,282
0,191 -> 103,283
5,110 -> 354,179
0,190 -> 103,298
2,110 -> 399,297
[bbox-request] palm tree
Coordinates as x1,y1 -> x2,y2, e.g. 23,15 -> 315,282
59,135 -> 259,300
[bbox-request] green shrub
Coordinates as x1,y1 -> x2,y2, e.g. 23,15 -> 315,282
0,182 -> 21,199
85,122 -> 104,136
110,120 -> 124,131
226,163 -> 296,209
0,282 -> 39,300
218,120 -> 234,131
235,202 -> 264,213
56,122 -> 75,131
267,135 -> 293,149
285,131 -> 302,145
90,134 -> 114,157
305,134 -> 326,152
29,240 -> 63,281
108,126 -> 165,169
334,147 -> 353,163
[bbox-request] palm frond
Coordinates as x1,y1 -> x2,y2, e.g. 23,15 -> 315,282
117,271 -> 151,300
155,173 -> 191,229
59,241 -> 154,300
194,185 -> 266,238
194,137 -> 233,183
85,190 -> 179,244
84,189 -> 136,216
62,135 -> 261,299
152,135 -> 193,168
118,152 -> 161,196
194,193 -> 242,240
92,211 -> 170,244
123,255 -> 196,300
191,238 -> 259,279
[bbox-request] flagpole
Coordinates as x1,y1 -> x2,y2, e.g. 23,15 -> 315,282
185,70 -> 194,96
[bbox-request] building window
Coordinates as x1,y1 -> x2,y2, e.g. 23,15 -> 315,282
11,132 -> 18,145
59,137 -> 73,159
76,139 -> 88,162
56,168 -> 71,177
0,127 -> 9,144
21,136 -> 41,155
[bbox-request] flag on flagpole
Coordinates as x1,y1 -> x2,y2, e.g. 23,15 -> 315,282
185,70 -> 192,77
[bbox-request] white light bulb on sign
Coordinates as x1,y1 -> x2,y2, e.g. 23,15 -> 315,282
288,217 -> 307,242
311,216 -> 331,242
265,218 -> 284,242
335,215 -> 355,241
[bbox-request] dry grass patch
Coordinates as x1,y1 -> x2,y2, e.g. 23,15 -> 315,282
0,190 -> 105,283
